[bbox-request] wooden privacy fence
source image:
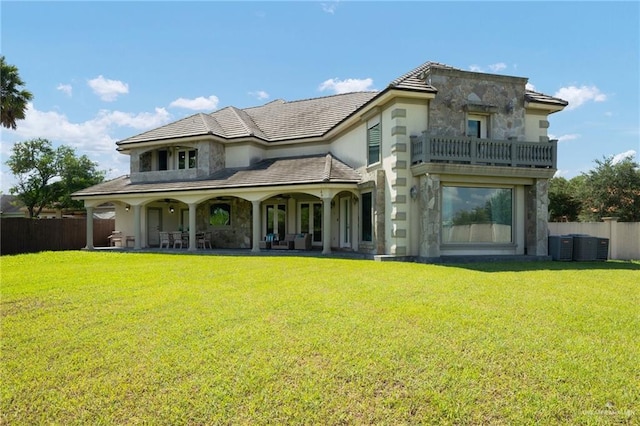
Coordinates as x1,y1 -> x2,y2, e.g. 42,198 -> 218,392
548,218 -> 640,261
1,218 -> 115,255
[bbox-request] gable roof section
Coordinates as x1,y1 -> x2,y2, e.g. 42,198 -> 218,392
118,112 -> 223,145
118,92 -> 378,147
73,154 -> 360,197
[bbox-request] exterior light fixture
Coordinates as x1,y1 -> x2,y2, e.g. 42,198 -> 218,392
125,204 -> 130,212
169,205 -> 175,214
410,186 -> 418,200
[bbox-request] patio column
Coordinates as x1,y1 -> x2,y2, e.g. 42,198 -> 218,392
322,197 -> 332,254
133,205 -> 142,249
84,206 -> 94,250
252,200 -> 261,252
188,203 -> 197,251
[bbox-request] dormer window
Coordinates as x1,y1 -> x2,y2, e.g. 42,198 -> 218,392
178,149 -> 197,169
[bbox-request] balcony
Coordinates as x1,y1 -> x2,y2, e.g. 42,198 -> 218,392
410,133 -> 557,169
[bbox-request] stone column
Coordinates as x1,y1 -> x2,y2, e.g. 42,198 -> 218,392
420,174 -> 441,258
188,203 -> 197,251
375,170 -> 386,254
84,206 -> 94,250
526,179 -> 549,256
322,197 -> 332,254
133,205 -> 142,249
602,217 -> 618,259
252,200 -> 261,252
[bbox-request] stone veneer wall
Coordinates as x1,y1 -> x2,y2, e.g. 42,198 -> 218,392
525,179 -> 550,256
419,173 -> 441,258
426,68 -> 528,141
196,198 -> 253,249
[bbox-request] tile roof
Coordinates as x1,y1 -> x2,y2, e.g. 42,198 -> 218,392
118,92 -> 378,146
387,61 -> 451,92
524,90 -> 569,107
73,154 -> 360,197
117,60 -> 566,147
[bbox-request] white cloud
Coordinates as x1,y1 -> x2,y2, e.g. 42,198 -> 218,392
525,82 -> 536,91
169,95 -> 219,110
318,77 -> 374,94
488,62 -> 507,72
57,83 -> 73,97
611,150 -> 636,164
4,103 -> 171,153
553,169 -> 569,178
88,75 -> 129,102
321,1 -> 339,14
249,90 -> 270,100
604,111 -> 613,117
554,85 -> 606,110
469,65 -> 483,72
549,133 -> 580,143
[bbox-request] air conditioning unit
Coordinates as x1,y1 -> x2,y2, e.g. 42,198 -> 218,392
596,238 -> 610,261
570,234 -> 598,261
548,235 -> 573,261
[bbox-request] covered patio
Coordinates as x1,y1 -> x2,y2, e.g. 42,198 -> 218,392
75,154 -> 363,255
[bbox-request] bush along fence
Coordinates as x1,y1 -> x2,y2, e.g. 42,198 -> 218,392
1,218 -> 115,255
548,217 -> 639,261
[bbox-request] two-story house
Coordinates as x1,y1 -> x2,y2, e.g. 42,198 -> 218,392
74,61 -> 567,260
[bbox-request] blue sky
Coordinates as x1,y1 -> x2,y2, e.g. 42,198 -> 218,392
2,1 -> 638,194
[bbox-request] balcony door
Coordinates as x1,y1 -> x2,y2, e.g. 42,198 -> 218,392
339,197 -> 351,248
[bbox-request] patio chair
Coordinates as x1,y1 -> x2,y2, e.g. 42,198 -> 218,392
197,231 -> 212,249
171,231 -> 184,248
272,233 -> 295,250
159,231 -> 171,248
108,231 -> 123,247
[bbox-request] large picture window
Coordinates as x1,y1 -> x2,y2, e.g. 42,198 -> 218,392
442,186 -> 512,243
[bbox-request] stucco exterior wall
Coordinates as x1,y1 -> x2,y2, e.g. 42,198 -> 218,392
524,110 -> 551,142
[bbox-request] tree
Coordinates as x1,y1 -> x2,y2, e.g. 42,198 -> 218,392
6,138 -> 105,218
1,56 -> 33,130
548,176 -> 583,222
578,154 -> 640,222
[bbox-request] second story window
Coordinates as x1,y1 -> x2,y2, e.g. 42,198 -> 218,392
467,114 -> 487,138
367,119 -> 381,165
178,149 -> 197,169
158,150 -> 168,170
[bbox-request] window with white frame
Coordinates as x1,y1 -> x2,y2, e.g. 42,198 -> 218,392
367,117 -> 381,165
442,186 -> 513,244
178,149 -> 197,169
466,114 -> 488,138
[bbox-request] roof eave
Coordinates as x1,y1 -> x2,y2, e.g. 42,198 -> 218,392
524,101 -> 567,114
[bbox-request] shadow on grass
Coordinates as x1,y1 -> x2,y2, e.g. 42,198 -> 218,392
440,260 -> 640,273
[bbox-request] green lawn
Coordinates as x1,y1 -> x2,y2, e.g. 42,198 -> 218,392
1,252 -> 638,425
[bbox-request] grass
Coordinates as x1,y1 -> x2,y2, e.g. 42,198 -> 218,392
1,252 -> 638,425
